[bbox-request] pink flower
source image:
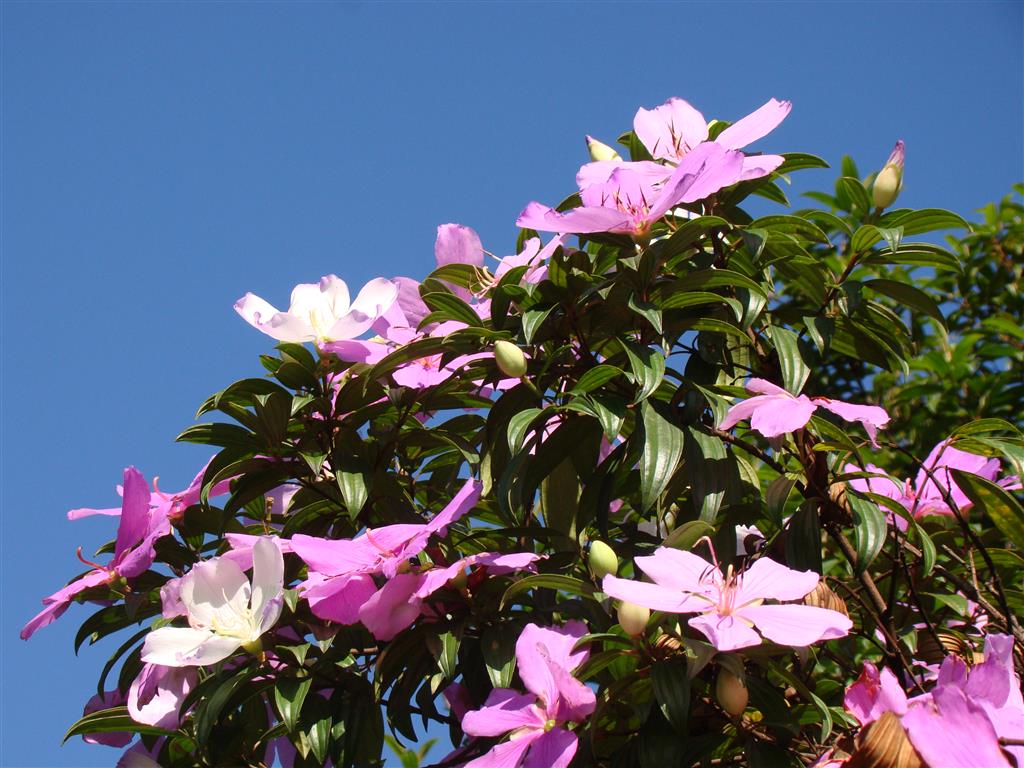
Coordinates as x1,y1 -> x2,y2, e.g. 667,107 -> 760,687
719,378 -> 890,445
517,142 -> 744,236
845,439 -> 1021,523
459,621 -> 595,768
66,460 -> 231,523
602,547 -> 851,651
22,467 -> 170,640
632,96 -> 792,181
128,663 -> 197,729
843,635 -> 1023,768
80,690 -> 132,747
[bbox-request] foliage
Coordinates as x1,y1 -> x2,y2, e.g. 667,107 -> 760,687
23,97 -> 1024,768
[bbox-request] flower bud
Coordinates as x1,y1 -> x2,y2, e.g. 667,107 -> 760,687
872,140 -> 905,209
715,669 -> 749,716
494,340 -> 528,378
617,601 -> 650,636
588,540 -> 618,580
585,135 -> 621,162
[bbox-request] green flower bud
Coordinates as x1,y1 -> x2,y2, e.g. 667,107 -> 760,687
872,140 -> 905,209
494,340 -> 528,378
617,601 -> 650,637
585,135 -> 621,162
588,539 -> 619,580
715,669 -> 749,716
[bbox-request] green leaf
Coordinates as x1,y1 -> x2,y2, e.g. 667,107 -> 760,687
522,306 -> 554,344
421,291 -> 485,327
63,706 -> 173,743
639,400 -> 684,512
772,327 -> 811,394
683,427 -> 729,523
950,469 -> 1024,550
662,520 -> 715,551
848,493 -> 888,572
775,152 -> 829,173
481,626 -> 518,689
438,630 -> 459,680
785,501 -> 822,574
507,407 -> 543,454
863,279 -> 946,328
836,176 -> 871,213
499,574 -> 596,608
176,423 -> 256,450
274,677 -> 313,733
628,294 -> 664,334
651,660 -> 690,735
622,339 -> 666,403
749,215 -> 830,244
569,364 -> 625,395
881,207 -> 970,236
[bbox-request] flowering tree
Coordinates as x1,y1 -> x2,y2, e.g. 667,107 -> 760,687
22,95 -> 1024,767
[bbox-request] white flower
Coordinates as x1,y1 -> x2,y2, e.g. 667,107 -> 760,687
141,537 -> 284,667
235,275 -> 398,343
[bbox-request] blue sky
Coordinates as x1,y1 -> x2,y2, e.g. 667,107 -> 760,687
2,2 -> 1021,765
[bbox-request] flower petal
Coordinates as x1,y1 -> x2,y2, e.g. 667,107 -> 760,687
814,398 -> 890,445
844,662 -> 908,726
180,557 -> 250,629
734,557 -> 819,603
633,97 -> 709,161
141,627 -> 242,667
715,98 -> 792,151
603,575 -> 709,614
515,201 -> 633,235
688,611 -> 764,651
358,573 -> 424,640
461,689 -> 546,737
462,731 -> 543,768
903,686 -> 1012,768
523,728 -> 578,768
634,547 -> 720,595
300,572 -> 377,625
250,537 -> 284,634
738,603 -> 851,647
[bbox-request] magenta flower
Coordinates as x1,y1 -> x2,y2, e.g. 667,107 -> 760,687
632,96 -> 792,181
602,547 -> 851,651
235,274 -> 398,344
67,460 -> 231,523
719,378 -> 890,445
290,479 -> 481,624
844,635 -> 1023,767
22,467 -> 169,640
517,142 -> 744,236
459,621 -> 596,768
845,438 -> 1021,523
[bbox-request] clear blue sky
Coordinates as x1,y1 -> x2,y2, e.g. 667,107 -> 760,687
2,2 -> 1021,765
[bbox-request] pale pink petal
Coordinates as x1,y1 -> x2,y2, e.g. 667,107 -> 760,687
844,663 -> 908,726
358,573 -> 424,640
739,154 -> 785,181
141,626 -> 242,667
844,463 -> 903,500
180,557 -> 250,628
516,201 -> 633,235
128,664 -> 196,729
234,293 -> 314,342
814,398 -> 890,445
461,689 -> 546,737
425,478 -> 482,536
300,572 -> 377,625
250,537 -> 284,634
323,339 -> 391,364
647,143 -> 744,221
20,569 -> 112,639
634,548 -> 721,596
463,731 -> 543,768
903,687 -> 1012,768
746,378 -> 791,397
688,611 -> 763,651
435,223 -> 484,269
67,505 -> 122,520
715,98 -> 792,150
290,534 -> 378,575
718,395 -> 772,432
738,603 -> 851,647
523,728 -> 578,768
603,574 -> 710,614
734,557 -> 819,603
633,97 -> 709,161
726,393 -> 817,437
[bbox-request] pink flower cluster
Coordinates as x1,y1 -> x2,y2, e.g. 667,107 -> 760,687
842,635 -> 1024,767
